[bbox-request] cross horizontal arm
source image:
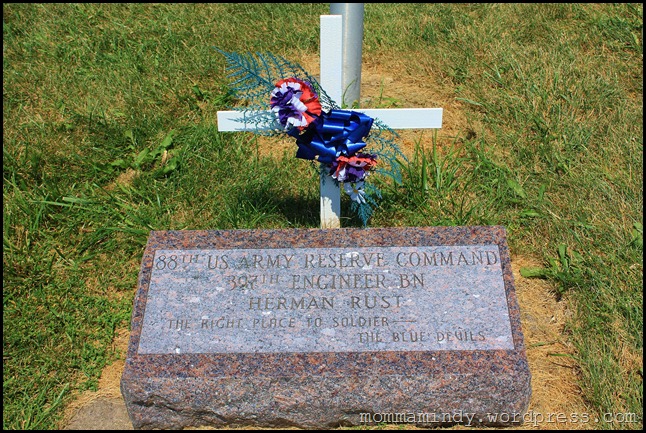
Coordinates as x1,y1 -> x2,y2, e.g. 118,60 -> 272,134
217,108 -> 443,132
359,108 -> 443,129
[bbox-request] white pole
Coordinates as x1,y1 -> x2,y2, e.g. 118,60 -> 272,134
330,3 -> 364,108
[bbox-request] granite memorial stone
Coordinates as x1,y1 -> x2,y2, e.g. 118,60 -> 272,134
121,226 -> 531,428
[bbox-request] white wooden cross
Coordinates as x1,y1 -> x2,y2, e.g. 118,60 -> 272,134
217,15 -> 443,228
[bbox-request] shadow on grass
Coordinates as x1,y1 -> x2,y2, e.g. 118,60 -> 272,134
214,186 -> 321,229
268,194 -> 321,228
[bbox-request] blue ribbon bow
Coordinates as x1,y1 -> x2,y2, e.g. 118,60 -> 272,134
289,109 -> 374,164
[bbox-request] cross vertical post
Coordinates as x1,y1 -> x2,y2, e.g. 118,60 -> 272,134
319,15 -> 344,229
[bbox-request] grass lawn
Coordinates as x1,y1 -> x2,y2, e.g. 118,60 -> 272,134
3,3 -> 642,429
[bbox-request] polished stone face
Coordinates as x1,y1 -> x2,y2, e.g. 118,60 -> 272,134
121,227 -> 531,429
138,244 -> 513,355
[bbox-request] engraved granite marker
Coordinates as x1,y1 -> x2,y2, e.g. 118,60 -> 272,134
139,245 -> 511,354
121,226 -> 531,429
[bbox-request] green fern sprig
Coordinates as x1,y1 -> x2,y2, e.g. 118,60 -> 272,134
351,182 -> 382,226
365,120 -> 407,185
216,49 -> 339,115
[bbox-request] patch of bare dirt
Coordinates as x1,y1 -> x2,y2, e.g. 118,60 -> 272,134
104,168 -> 139,191
511,256 -> 593,429
61,329 -> 130,429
